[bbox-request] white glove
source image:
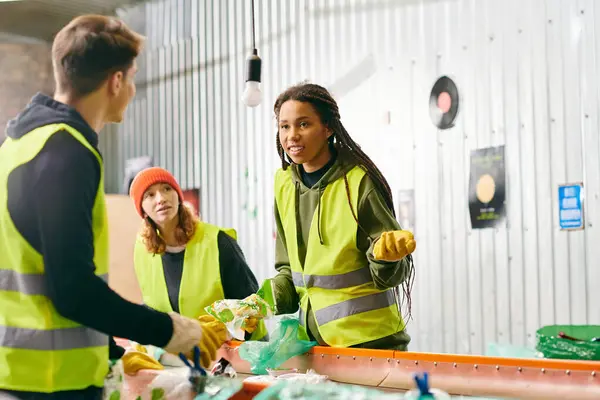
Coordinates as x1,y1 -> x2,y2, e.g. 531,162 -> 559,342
163,312 -> 203,355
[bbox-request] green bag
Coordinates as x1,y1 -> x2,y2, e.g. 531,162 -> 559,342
238,316 -> 317,375
536,325 -> 600,360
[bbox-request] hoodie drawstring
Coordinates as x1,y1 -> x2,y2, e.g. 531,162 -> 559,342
317,181 -> 324,245
294,180 -> 312,251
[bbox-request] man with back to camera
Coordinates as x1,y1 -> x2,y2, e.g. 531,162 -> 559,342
0,14 -> 222,399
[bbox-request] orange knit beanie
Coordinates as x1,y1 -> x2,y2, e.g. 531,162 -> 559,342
129,167 -> 184,217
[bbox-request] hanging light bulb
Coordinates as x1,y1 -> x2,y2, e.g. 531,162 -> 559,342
241,49 -> 262,107
242,0 -> 262,107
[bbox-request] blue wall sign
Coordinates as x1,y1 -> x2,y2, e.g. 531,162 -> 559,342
558,183 -> 584,230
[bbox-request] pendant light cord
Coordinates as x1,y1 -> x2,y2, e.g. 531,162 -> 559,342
251,0 -> 256,50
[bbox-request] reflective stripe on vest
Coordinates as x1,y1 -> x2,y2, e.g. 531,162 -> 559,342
275,165 -> 405,347
0,325 -> 108,350
0,123 -> 109,392
291,268 -> 372,289
313,290 -> 396,326
0,269 -> 108,296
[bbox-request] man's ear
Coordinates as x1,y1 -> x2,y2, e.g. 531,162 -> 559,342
108,71 -> 124,96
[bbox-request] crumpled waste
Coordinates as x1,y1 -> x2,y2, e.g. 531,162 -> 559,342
244,369 -> 328,387
103,341 -> 242,400
273,369 -> 328,384
210,358 -> 237,378
135,367 -> 243,400
253,380 -> 405,400
192,377 -> 243,400
205,280 -> 277,340
205,293 -> 275,340
103,360 -> 125,400
142,367 -> 193,399
266,368 -> 298,376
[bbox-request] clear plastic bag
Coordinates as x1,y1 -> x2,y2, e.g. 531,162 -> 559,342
103,360 -> 125,400
485,342 -> 541,359
142,367 -> 191,399
238,316 -> 317,375
253,380 -> 403,400
191,377 -> 243,400
273,369 -> 328,384
205,281 -> 276,340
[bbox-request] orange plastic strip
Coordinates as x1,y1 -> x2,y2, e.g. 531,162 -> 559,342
392,350 -> 599,372
230,381 -> 271,400
228,340 -> 395,359
227,340 -> 599,372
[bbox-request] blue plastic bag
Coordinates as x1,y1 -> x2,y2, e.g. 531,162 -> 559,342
238,316 -> 317,375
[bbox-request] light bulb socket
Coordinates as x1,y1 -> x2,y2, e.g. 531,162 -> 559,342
245,49 -> 262,83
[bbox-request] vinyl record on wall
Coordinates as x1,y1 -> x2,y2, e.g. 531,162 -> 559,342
429,75 -> 459,130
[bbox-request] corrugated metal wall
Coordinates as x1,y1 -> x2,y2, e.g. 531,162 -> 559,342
100,0 -> 600,355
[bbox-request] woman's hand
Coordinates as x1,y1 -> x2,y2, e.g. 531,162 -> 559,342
373,230 -> 416,262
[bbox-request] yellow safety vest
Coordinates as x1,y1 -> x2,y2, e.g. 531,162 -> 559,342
274,165 -> 405,347
134,222 -> 268,340
0,124 -> 109,392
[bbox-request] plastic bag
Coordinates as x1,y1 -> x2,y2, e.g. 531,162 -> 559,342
253,380 -> 403,400
205,281 -> 276,340
103,360 -> 125,400
274,369 -> 328,384
238,316 -> 317,375
536,325 -> 600,360
192,377 -> 243,400
120,366 -> 242,400
485,342 -> 541,359
142,368 -> 191,399
244,369 -> 328,386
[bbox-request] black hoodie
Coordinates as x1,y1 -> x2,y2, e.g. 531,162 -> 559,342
1,93 -> 174,399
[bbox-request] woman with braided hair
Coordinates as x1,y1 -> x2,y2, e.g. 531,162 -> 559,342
268,82 -> 416,350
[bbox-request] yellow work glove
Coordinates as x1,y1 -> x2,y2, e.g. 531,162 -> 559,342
122,350 -> 164,375
133,343 -> 147,353
373,230 -> 416,262
242,316 -> 258,334
188,315 -> 228,369
198,314 -> 230,344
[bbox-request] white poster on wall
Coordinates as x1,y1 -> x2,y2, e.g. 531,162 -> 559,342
396,189 -> 415,234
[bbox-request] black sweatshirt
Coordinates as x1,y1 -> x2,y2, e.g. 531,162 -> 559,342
160,231 -> 259,313
2,93 -> 173,399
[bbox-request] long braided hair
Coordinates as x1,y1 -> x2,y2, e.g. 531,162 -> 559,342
273,82 -> 415,321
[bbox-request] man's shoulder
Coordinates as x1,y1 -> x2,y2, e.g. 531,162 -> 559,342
33,128 -> 101,176
45,128 -> 100,159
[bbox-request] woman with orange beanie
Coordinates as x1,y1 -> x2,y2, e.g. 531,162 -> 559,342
129,167 -> 267,351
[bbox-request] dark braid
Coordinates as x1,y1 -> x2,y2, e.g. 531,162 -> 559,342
274,82 -> 415,321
